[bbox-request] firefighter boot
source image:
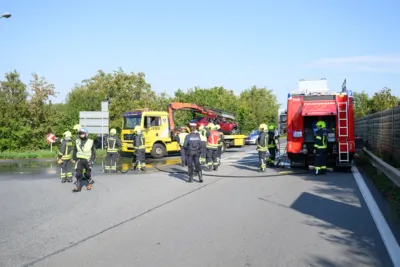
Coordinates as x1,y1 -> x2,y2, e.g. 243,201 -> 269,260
61,178 -> 66,183
188,168 -> 194,183
198,170 -> 203,183
72,181 -> 82,192
67,178 -> 73,183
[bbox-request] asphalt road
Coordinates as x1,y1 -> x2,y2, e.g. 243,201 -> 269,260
0,145 -> 395,267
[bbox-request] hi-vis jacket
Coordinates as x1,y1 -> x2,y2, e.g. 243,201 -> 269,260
134,134 -> 146,150
177,132 -> 188,146
256,132 -> 268,152
73,138 -> 96,162
314,129 -> 327,149
58,138 -> 73,160
206,130 -> 220,149
105,135 -> 121,153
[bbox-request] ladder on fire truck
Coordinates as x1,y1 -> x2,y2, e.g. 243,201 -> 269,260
337,79 -> 349,162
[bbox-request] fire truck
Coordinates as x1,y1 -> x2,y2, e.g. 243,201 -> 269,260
120,102 -> 246,158
286,79 -> 355,171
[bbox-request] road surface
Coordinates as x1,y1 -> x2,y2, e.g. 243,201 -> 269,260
0,146 -> 396,267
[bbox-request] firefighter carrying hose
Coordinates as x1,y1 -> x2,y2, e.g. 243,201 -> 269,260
266,125 -> 277,167
215,124 -> 224,165
205,123 -> 220,171
177,126 -> 188,167
183,123 -> 203,183
198,125 -> 207,165
104,128 -> 121,173
256,123 -> 268,172
132,125 -> 146,171
314,120 -> 327,175
57,131 -> 74,183
72,128 -> 96,192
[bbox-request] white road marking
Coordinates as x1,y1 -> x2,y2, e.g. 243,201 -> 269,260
352,165 -> 400,267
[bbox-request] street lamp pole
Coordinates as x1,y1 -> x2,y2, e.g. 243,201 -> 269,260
0,13 -> 12,19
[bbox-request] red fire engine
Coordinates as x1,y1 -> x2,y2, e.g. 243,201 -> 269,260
286,79 -> 355,171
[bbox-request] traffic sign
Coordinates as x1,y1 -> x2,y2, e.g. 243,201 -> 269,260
46,133 -> 55,143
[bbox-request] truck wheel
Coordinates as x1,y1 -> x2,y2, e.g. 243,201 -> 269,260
221,142 -> 227,154
151,143 -> 166,159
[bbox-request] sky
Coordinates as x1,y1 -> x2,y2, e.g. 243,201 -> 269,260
1,0 -> 400,109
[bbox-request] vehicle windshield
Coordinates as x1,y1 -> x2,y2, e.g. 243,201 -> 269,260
123,116 -> 141,129
250,130 -> 260,135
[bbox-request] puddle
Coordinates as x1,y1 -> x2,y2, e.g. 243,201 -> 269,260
0,156 -> 183,176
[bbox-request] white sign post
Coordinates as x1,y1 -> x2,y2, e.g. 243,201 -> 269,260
79,101 -> 109,150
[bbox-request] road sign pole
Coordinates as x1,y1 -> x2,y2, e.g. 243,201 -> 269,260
50,141 -> 52,152
101,111 -> 104,151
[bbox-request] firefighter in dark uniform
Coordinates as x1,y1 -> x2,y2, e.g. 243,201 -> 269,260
183,123 -> 203,183
198,125 -> 208,165
132,125 -> 146,171
177,126 -> 188,167
266,125 -> 277,167
256,124 -> 268,172
205,123 -> 220,171
104,128 -> 121,173
57,131 -> 74,183
72,128 -> 96,192
314,121 -> 327,175
215,124 -> 224,166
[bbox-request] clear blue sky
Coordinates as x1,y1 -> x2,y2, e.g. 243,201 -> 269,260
1,0 -> 400,108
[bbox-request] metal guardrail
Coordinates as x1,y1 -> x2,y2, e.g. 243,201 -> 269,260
362,147 -> 400,187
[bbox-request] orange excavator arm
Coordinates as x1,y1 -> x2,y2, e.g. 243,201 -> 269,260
167,102 -> 216,133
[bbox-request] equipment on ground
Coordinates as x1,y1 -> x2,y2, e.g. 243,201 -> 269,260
286,79 -> 354,171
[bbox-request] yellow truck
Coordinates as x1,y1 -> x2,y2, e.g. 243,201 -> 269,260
120,102 -> 247,158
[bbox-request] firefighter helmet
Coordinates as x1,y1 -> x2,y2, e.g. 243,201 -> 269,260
63,131 -> 72,138
259,123 -> 268,131
268,125 -> 275,130
207,123 -> 215,130
110,128 -> 117,135
73,124 -> 81,131
215,125 -> 221,130
133,125 -> 141,133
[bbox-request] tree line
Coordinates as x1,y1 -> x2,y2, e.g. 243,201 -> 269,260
353,88 -> 400,119
0,68 -> 280,151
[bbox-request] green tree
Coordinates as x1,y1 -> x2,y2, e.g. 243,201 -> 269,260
370,87 -> 399,113
27,73 -> 57,149
0,71 -> 30,151
353,91 -> 372,119
238,86 -> 280,133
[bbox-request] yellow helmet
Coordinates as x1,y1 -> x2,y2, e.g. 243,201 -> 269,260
215,125 -> 221,130
316,121 -> 326,129
110,128 -> 117,135
73,124 -> 81,131
268,125 -> 275,130
207,123 -> 215,129
133,125 -> 141,133
259,123 -> 268,131
198,125 -> 204,131
63,131 -> 72,138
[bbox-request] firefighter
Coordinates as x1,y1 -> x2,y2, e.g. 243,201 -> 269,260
266,125 -> 277,167
104,128 -> 121,173
183,124 -> 203,183
314,121 -> 327,175
205,123 -> 220,171
177,126 -> 188,167
73,124 -> 81,140
198,125 -> 207,165
215,124 -> 224,165
132,125 -> 146,171
57,131 -> 74,183
256,123 -> 268,172
72,128 -> 96,192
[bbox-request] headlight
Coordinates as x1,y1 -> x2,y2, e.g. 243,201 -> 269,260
293,131 -> 302,138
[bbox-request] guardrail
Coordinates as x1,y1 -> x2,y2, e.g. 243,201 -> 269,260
362,147 -> 400,187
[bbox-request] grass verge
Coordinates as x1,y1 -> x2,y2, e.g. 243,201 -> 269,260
355,152 -> 400,216
0,149 -> 107,160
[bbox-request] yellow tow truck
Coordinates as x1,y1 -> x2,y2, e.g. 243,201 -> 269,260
120,102 -> 246,158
